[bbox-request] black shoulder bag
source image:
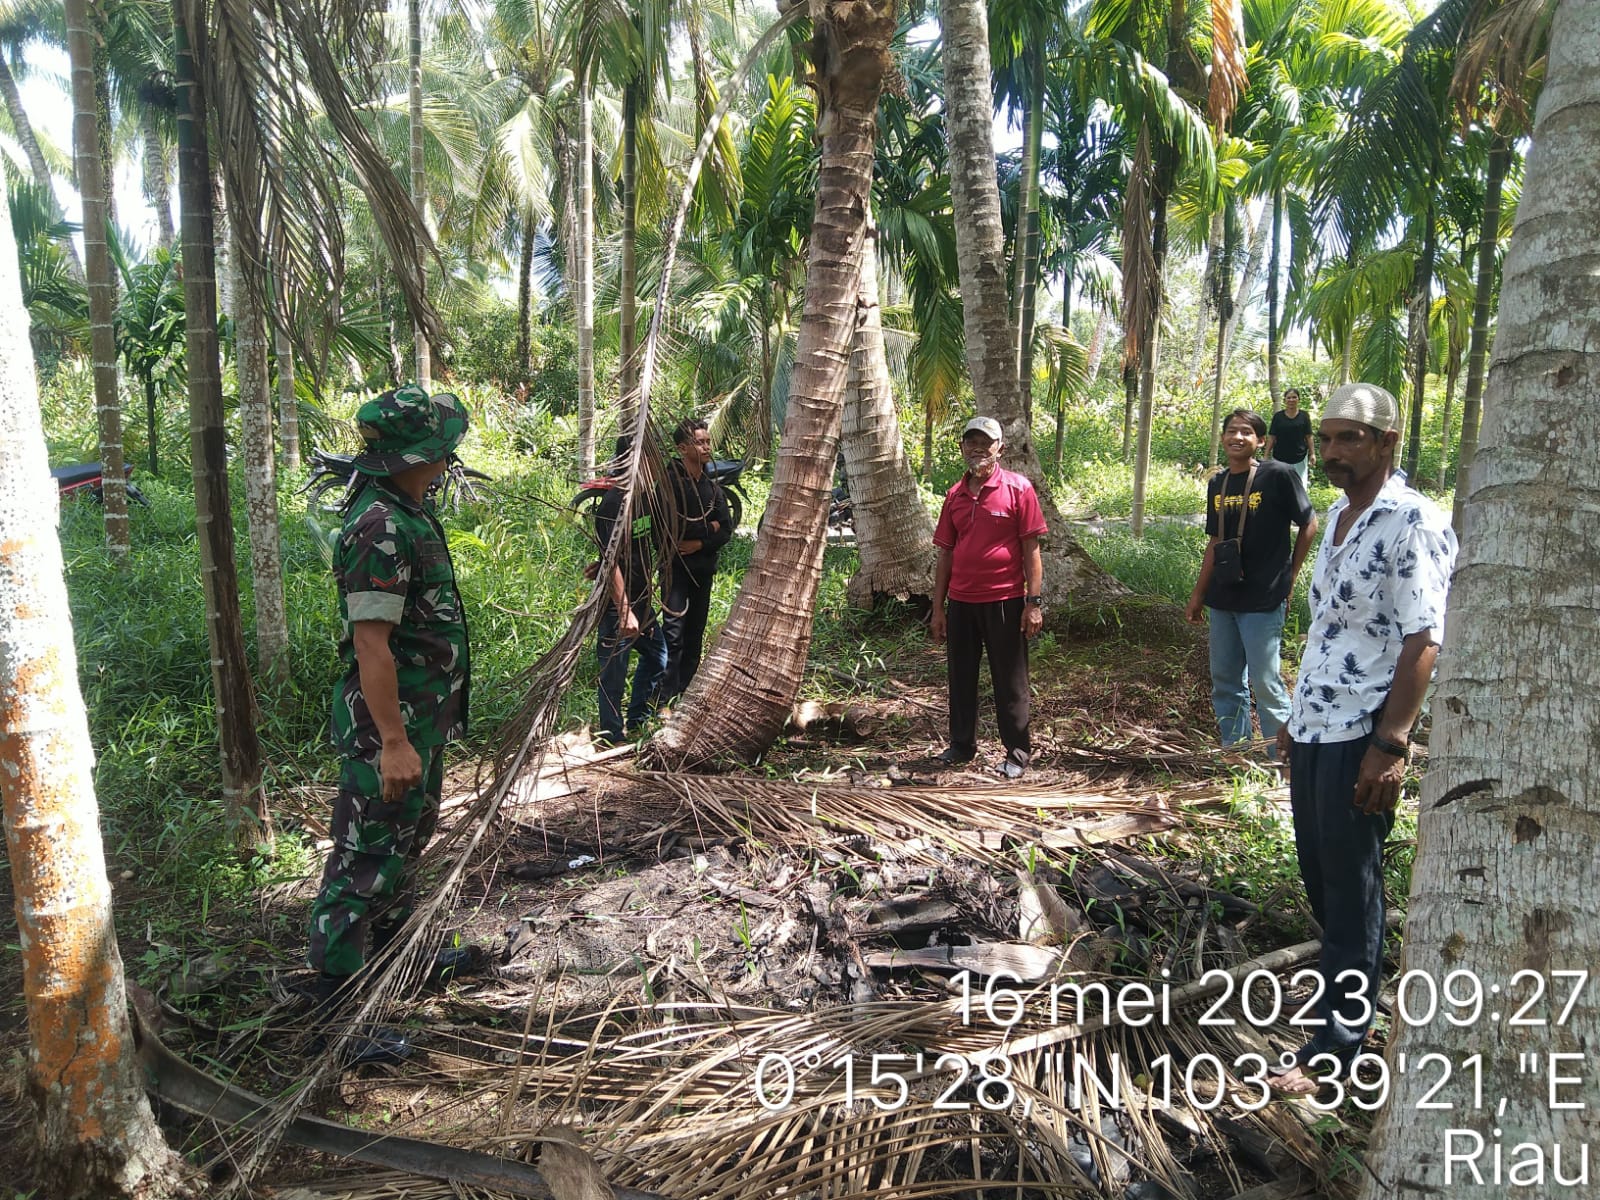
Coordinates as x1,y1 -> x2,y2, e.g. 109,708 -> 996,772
1212,461 -> 1257,585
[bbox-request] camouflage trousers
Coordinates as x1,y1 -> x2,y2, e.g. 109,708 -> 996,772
307,746 -> 444,976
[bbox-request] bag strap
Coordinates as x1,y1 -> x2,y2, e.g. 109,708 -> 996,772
1233,461 -> 1258,541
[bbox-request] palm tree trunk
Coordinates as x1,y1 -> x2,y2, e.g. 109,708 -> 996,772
275,322 -> 299,470
1451,134 -> 1510,530
1,50 -> 85,282
843,218 -> 938,606
1053,266 -> 1073,473
1190,207 -> 1225,387
142,105 -> 175,251
1265,183 -> 1283,409
939,0 -> 1127,606
1012,43 -> 1044,421
576,75 -> 597,474
938,0 -> 1026,455
408,0 -> 430,389
648,0 -> 897,768
0,161 -> 194,1200
619,80 -> 640,424
1084,308 -> 1108,381
1404,193 -> 1437,481
1206,207 -> 1239,467
173,0 -> 271,856
228,229 -> 290,687
516,201 -> 535,382
1131,140 -> 1178,538
1358,10 -> 1600,1181
65,0 -> 128,562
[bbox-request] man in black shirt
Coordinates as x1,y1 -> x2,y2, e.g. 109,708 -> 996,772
1265,386 -> 1315,487
1186,409 -> 1317,747
659,418 -> 732,703
593,437 -> 666,746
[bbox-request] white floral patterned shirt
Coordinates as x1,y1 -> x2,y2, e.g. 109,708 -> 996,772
1288,473 -> 1457,743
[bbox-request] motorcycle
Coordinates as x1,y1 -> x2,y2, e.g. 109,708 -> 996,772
301,449 -> 494,565
570,454 -> 748,533
52,461 -> 150,508
302,448 -> 495,520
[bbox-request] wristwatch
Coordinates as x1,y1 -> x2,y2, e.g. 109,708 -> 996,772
1023,595 -> 1043,607
1370,734 -> 1410,760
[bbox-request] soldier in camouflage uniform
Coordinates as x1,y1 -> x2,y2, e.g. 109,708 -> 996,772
306,385 -> 471,993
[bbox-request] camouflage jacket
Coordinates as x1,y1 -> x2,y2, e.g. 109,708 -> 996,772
331,478 -> 470,754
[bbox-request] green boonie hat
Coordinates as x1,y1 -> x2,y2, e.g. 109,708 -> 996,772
352,384 -> 470,476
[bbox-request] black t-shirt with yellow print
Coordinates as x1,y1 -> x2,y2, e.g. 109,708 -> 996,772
1203,458 -> 1314,612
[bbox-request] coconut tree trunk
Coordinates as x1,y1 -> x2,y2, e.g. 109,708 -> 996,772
516,203 -> 536,382
2,50 -> 85,282
1206,207 -> 1238,467
1130,140 -> 1178,538
1053,266 -> 1073,472
408,0 -> 430,389
1403,192 -> 1437,481
1084,308 -> 1108,381
938,0 -> 1027,456
1209,199 -> 1267,465
142,105 -> 175,251
939,0 -> 1126,606
843,218 -> 937,606
1451,134 -> 1510,530
173,0 -> 271,856
576,75 -> 597,473
1265,183 -> 1283,409
648,0 -> 897,769
1012,42 -> 1044,421
65,0 -> 128,561
1358,13 -> 1600,1188
228,230 -> 289,686
619,80 -> 641,424
1190,206 -> 1224,386
0,187 -> 194,1200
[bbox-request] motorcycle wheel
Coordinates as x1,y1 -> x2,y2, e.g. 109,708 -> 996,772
569,485 -> 610,519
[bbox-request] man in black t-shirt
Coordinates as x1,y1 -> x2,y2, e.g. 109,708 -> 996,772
592,437 -> 667,746
659,418 -> 733,704
1186,409 -> 1317,747
1265,386 -> 1315,487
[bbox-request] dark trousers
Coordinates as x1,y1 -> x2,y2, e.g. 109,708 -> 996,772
1288,734 -> 1394,1058
597,610 -> 667,740
660,565 -> 714,703
946,597 -> 1031,764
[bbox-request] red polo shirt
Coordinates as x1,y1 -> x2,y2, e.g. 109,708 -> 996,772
933,467 -> 1048,602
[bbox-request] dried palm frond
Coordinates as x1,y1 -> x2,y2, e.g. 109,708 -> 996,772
633,771 -> 1227,870
276,941 -> 1355,1200
1207,0 -> 1247,131
1120,124 -> 1156,372
1449,0 -> 1552,126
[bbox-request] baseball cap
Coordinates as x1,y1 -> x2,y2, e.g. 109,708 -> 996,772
961,416 -> 1003,442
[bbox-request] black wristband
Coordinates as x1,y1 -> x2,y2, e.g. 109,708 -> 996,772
1370,734 -> 1409,760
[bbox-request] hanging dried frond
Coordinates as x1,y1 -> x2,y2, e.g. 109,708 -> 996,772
1207,0 -> 1247,131
1120,124 -> 1156,373
1450,0 -> 1553,126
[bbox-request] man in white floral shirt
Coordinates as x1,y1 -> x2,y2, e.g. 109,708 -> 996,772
1270,382 -> 1457,1096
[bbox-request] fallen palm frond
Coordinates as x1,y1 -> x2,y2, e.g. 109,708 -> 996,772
268,936 -> 1356,1200
632,771 -> 1229,870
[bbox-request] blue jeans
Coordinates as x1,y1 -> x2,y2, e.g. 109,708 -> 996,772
1208,606 -> 1291,745
597,610 -> 667,741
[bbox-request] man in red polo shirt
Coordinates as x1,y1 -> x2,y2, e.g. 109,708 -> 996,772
930,416 -> 1049,779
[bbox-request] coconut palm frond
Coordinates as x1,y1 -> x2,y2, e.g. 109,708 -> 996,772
1208,0 -> 1248,129
1450,0 -> 1552,124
